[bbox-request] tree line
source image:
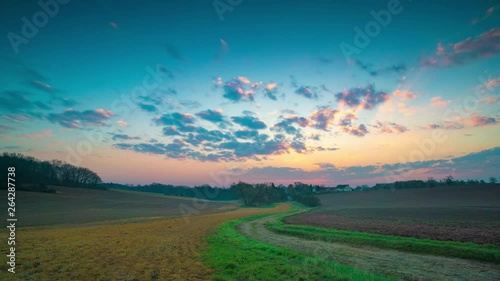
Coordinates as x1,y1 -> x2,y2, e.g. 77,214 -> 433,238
367,175 -> 498,191
102,182 -> 239,201
0,153 -> 102,191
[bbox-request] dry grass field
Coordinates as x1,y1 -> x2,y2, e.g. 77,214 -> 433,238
9,186 -> 237,227
0,203 -> 290,281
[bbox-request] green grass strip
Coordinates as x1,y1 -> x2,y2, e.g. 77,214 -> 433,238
202,212 -> 392,281
266,218 -> 500,264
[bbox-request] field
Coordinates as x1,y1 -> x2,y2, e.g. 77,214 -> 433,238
0,200 -> 289,280
285,185 -> 500,245
2,184 -> 499,280
8,186 -> 237,227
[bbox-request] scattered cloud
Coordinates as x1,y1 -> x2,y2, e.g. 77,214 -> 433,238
372,121 -> 408,133
342,124 -> 369,137
393,90 -> 417,100
355,59 -> 407,76
112,134 -> 140,141
196,109 -> 225,123
138,103 -> 158,113
430,96 -> 451,107
47,108 -> 114,129
463,115 -> 497,127
231,147 -> 500,185
310,108 -> 337,130
335,85 -> 390,110
18,129 -> 54,138
472,6 -> 496,25
294,86 -> 318,99
0,124 -> 14,134
231,115 -> 267,130
117,120 -> 129,127
422,28 -> 500,67
218,77 -> 255,102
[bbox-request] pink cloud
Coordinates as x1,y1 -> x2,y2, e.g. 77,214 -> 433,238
117,120 -> 129,127
463,115 -> 497,127
422,28 -> 500,67
485,77 -> 500,89
393,90 -> 417,100
19,129 -> 54,138
430,96 -> 451,107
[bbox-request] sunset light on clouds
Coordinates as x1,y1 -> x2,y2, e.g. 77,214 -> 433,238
0,0 -> 498,186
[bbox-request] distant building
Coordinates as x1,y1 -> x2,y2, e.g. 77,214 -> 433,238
335,184 -> 352,192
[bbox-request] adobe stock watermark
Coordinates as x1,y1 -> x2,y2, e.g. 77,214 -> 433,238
384,73 -> 496,183
64,64 -> 170,166
7,0 -> 71,54
213,0 -> 244,21
339,0 -> 407,61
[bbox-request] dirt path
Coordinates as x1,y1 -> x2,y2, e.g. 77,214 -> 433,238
238,211 -> 500,281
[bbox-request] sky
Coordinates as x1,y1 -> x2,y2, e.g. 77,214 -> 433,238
0,0 -> 499,187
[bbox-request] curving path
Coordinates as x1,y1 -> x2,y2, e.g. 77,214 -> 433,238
238,210 -> 500,281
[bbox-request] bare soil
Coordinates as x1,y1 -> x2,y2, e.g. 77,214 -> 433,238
285,207 -> 500,245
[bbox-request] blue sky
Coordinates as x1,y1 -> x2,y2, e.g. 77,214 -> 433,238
0,0 -> 499,186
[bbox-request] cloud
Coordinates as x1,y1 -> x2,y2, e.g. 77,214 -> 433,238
372,121 -> 408,133
214,38 -> 230,61
154,112 -> 195,127
234,130 -> 259,139
272,115 -> 311,136
355,59 -> 407,76
47,108 -> 114,128
0,124 -> 14,134
424,122 -> 465,130
335,85 -> 390,110
138,103 -> 158,113
18,129 -> 54,138
232,147 -> 499,185
219,77 -> 255,102
162,126 -> 181,136
430,96 -> 451,107
423,28 -> 500,67
117,120 -> 129,127
294,86 -> 318,99
477,95 -> 500,105
196,109 -> 225,123
342,124 -> 369,137
485,77 -> 500,89
53,97 -> 78,107
157,64 -> 175,79
264,82 -> 278,100
2,114 -> 32,123
34,101 -> 52,110
393,90 -> 417,100
231,115 -> 267,130
472,6 -> 496,25
338,112 -> 357,126
310,108 -> 337,130
0,91 -> 34,112
180,100 -> 201,108
29,80 -> 55,94
463,115 -> 497,127
112,134 -> 141,141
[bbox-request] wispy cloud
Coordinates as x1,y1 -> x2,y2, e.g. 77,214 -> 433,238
47,108 -> 114,129
430,96 -> 451,107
